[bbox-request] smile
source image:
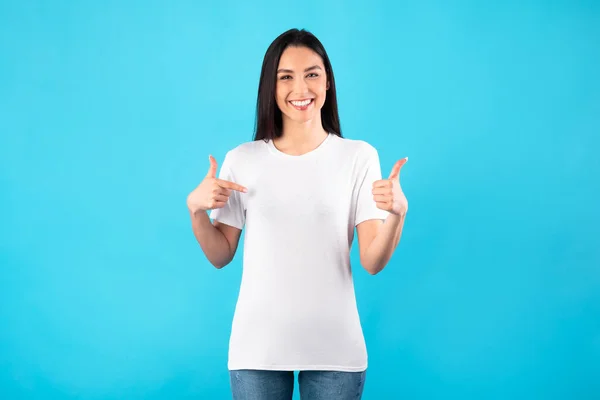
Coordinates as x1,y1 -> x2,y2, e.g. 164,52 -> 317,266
289,99 -> 314,110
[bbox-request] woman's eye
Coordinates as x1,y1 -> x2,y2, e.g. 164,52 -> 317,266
279,75 -> 292,80
307,73 -> 319,78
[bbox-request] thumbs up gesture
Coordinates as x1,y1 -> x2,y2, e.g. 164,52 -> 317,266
186,155 -> 248,214
372,157 -> 408,216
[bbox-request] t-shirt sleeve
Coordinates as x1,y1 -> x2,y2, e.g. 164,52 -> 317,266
354,145 -> 389,226
209,151 -> 246,230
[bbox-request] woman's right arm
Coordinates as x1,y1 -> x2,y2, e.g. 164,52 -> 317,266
188,209 -> 242,268
187,155 -> 247,269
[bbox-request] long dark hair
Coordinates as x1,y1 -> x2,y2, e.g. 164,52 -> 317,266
253,29 -> 342,142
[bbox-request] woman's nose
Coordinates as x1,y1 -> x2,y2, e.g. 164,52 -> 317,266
294,78 -> 308,94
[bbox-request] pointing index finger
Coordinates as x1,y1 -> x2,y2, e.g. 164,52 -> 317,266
217,179 -> 248,193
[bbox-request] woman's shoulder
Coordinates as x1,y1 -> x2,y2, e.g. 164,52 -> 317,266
225,139 -> 267,158
334,135 -> 379,157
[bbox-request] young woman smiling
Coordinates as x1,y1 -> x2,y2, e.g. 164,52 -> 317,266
187,28 -> 409,400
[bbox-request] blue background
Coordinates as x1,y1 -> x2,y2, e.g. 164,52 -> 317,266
1,0 -> 599,399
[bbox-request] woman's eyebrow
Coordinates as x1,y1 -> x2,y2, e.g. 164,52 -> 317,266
277,65 -> 323,73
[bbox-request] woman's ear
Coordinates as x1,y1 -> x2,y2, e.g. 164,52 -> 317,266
326,80 -> 330,90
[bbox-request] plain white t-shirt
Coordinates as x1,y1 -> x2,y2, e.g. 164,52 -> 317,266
209,133 -> 389,372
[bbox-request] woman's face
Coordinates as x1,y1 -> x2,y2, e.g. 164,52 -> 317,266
275,46 -> 329,125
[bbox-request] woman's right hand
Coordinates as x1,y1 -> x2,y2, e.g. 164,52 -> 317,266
187,155 -> 248,213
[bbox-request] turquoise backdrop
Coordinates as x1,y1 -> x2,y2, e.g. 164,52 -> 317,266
1,0 -> 598,399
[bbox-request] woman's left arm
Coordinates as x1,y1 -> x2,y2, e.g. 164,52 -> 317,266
357,157 -> 408,275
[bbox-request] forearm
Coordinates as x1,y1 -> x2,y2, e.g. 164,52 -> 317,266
362,212 -> 406,274
189,208 -> 233,268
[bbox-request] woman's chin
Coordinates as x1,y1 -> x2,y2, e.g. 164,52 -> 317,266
283,110 -> 319,124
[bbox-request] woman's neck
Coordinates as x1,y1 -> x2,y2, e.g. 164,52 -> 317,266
274,117 -> 328,156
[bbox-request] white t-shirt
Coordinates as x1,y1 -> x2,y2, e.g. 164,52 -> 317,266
209,133 -> 389,372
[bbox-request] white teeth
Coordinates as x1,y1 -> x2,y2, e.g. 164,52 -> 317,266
291,99 -> 312,107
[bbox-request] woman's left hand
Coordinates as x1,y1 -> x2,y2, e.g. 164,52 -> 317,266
372,157 -> 408,216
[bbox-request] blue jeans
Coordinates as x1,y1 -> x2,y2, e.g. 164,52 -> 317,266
229,369 -> 366,399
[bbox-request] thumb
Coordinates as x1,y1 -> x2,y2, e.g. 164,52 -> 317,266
206,155 -> 218,178
388,157 -> 408,180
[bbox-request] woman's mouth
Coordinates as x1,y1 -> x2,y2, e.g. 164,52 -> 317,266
289,98 -> 314,111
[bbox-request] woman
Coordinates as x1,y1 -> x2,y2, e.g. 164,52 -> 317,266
187,28 -> 408,400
